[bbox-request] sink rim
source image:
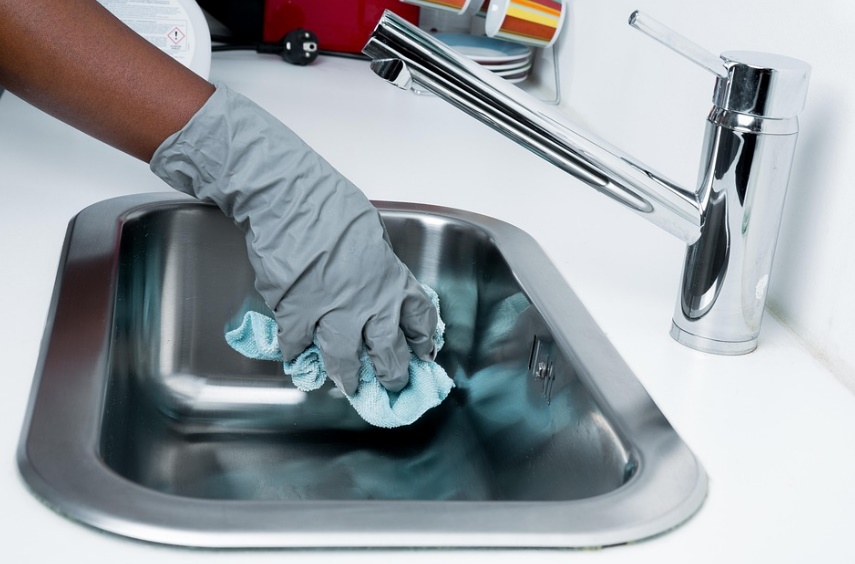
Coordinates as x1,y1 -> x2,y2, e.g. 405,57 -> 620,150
17,193 -> 707,548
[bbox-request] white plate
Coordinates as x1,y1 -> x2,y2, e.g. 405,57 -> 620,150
493,61 -> 533,77
479,54 -> 533,71
503,72 -> 529,84
434,32 -> 533,64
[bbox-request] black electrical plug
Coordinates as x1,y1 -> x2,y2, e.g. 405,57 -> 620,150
215,28 -> 320,65
283,28 -> 319,65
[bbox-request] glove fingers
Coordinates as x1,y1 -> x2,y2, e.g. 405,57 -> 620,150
274,307 -> 316,362
364,319 -> 411,393
399,279 -> 438,362
315,318 -> 363,396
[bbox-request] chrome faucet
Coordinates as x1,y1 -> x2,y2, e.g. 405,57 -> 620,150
363,10 -> 810,355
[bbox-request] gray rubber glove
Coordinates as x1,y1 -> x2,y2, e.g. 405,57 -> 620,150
150,85 -> 437,395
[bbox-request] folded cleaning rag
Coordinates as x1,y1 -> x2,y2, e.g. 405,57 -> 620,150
225,285 -> 453,428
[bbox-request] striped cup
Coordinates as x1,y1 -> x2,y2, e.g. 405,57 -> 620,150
401,0 -> 473,16
485,0 -> 566,48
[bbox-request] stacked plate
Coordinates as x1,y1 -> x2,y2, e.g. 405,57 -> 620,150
434,33 -> 533,83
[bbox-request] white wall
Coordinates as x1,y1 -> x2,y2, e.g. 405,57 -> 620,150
554,0 -> 855,382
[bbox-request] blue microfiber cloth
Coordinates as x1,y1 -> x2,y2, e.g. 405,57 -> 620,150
225,285 -> 453,428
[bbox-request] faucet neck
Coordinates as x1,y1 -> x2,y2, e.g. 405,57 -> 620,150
364,11 -> 703,243
364,11 -> 810,355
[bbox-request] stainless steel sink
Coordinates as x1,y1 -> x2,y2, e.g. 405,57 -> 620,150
18,193 -> 706,548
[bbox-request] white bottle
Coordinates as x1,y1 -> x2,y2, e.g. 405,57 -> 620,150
97,0 -> 212,78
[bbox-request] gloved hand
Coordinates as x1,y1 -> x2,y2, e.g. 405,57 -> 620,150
150,85 -> 437,395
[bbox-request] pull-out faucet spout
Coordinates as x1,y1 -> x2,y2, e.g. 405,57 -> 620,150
364,10 -> 810,354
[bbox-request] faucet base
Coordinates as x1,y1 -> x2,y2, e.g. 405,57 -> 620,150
670,323 -> 757,355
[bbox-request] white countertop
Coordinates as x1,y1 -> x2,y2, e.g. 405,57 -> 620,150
2,52 -> 854,563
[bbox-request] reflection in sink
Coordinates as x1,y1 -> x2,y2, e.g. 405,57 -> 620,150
19,194 -> 706,547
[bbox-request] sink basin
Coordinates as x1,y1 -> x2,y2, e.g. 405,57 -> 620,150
18,193 -> 706,548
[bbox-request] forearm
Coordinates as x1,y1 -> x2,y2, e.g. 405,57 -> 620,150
0,0 -> 214,162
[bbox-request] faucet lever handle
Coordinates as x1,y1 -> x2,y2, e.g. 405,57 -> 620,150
628,11 -> 727,79
629,10 -> 810,119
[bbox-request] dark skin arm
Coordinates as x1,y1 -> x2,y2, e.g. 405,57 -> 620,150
0,0 -> 215,162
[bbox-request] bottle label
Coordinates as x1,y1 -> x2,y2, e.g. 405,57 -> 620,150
98,0 -> 197,70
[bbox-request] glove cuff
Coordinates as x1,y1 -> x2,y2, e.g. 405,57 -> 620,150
149,83 -> 304,224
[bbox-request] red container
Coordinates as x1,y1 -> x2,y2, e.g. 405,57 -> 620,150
263,1 -> 421,54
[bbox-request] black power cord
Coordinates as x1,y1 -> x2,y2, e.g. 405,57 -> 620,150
211,30 -> 371,64
212,28 -> 320,65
